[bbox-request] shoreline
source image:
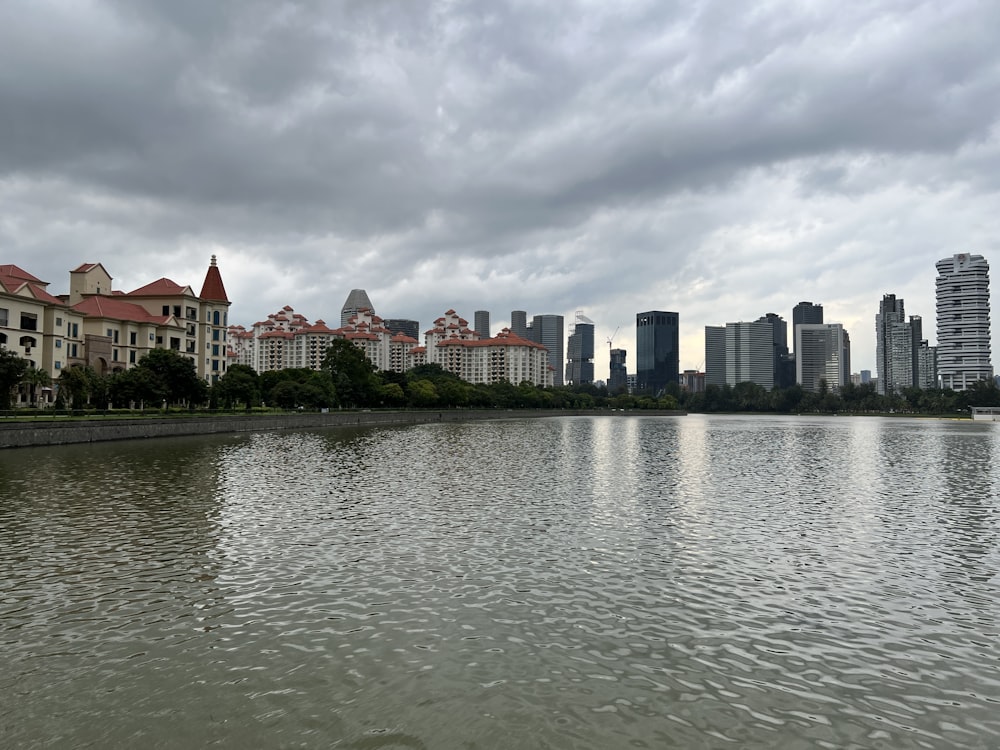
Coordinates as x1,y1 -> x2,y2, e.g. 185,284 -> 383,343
0,409 -> 687,449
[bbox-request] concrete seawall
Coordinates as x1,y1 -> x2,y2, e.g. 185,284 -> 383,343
0,410 -> 686,449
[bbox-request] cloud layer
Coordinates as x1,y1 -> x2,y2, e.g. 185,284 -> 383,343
3,0 -> 999,375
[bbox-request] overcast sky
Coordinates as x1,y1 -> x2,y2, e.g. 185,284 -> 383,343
3,0 -> 999,377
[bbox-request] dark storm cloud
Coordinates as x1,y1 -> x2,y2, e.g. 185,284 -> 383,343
2,0 -> 999,371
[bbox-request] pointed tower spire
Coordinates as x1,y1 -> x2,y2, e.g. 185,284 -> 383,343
199,254 -> 229,302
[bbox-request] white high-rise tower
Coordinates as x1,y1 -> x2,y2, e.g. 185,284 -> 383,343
936,254 -> 992,391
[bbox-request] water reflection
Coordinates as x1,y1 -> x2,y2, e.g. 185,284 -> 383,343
2,416 -> 1000,748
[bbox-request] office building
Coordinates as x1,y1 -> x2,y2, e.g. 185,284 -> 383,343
936,253 -> 992,390
758,312 -> 793,388
474,310 -> 490,340
796,323 -> 848,392
704,325 -> 727,386
565,312 -> 595,385
510,310 -> 528,339
341,289 -> 374,327
609,348 -> 627,392
636,311 -> 679,395
382,318 -> 420,340
792,302 -> 823,353
528,314 -> 564,386
725,320 -> 774,390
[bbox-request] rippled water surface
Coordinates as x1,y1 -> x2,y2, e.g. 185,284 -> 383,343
3,415 -> 1000,748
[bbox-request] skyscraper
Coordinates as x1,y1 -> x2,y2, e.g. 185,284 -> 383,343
725,320 -> 774,390
876,295 -> 938,393
792,301 -> 823,354
510,310 -> 528,339
565,312 -> 595,385
528,314 -> 564,386
341,289 -> 374,327
936,253 -> 992,390
474,310 -> 490,339
636,311 -> 679,395
704,325 -> 727,386
875,294 -> 906,395
609,348 -> 627,392
796,323 -> 848,392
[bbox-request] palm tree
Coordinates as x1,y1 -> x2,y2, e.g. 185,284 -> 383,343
21,367 -> 51,407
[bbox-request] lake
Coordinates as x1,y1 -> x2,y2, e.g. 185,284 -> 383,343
3,414 -> 999,748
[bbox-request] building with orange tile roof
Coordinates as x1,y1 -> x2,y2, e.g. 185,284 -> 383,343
0,257 -> 232,404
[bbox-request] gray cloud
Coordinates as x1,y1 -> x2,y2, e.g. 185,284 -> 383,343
2,0 -> 999,375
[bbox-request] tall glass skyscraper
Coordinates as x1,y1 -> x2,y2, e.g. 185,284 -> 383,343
565,313 -> 595,385
635,311 -> 679,396
936,253 -> 992,390
528,314 -> 564,386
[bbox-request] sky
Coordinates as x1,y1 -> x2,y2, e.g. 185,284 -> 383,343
3,0 -> 1000,379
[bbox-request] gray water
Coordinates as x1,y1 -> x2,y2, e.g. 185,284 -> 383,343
2,414 -> 1000,749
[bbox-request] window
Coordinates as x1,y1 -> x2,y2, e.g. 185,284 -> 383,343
213,311 -> 220,325
212,344 -> 219,356
0,308 -> 8,326
55,340 -> 62,348
55,361 -> 62,370
156,336 -> 163,345
56,316 -> 63,327
20,313 -> 38,331
162,306 -> 170,316
107,328 -> 113,338
186,307 -> 197,320
70,323 -> 79,337
170,337 -> 181,350
149,333 -> 155,341
113,348 -> 119,361
212,360 -> 219,371
130,332 -> 137,346
129,351 -> 136,364
69,343 -> 78,357
173,306 -> 181,317
0,333 -> 5,345
212,329 -> 220,341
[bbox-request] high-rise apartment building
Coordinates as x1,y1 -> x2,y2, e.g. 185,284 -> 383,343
636,311 -> 679,395
609,348 -> 627,392
341,289 -> 374,327
565,312 -> 595,385
936,253 -> 992,390
705,320 -> 773,389
528,314 -> 564,386
796,323 -> 849,392
876,295 -> 937,393
474,310 -> 490,340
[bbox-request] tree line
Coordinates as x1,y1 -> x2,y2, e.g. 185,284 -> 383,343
3,343 -> 999,414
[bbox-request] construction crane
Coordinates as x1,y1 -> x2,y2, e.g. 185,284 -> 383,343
606,325 -> 620,352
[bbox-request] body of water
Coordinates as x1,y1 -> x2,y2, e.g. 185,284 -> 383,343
2,414 -> 1000,748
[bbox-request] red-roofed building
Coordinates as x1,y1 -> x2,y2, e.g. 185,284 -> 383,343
1,257 -> 233,404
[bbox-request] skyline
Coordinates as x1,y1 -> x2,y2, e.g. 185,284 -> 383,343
3,2 -> 999,376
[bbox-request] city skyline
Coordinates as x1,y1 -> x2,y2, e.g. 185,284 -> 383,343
3,3 -> 999,377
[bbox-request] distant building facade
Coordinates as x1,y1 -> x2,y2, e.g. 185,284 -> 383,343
527,314 -> 564,387
382,318 -> 420,340
796,323 -> 849,392
936,253 -> 992,390
609,348 -> 628,392
341,289 -> 374,327
636,311 -> 679,395
876,294 -> 937,393
474,310 -> 490,339
565,313 -> 595,385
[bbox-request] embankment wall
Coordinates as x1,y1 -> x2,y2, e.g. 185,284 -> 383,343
0,410 -> 685,449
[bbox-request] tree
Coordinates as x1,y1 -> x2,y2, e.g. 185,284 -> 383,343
321,340 -> 379,407
135,349 -> 208,406
58,364 -> 99,408
214,364 -> 261,409
0,350 -> 29,409
21,366 -> 51,407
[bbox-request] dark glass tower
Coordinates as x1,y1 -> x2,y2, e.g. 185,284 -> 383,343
635,311 -> 679,396
565,314 -> 595,385
609,348 -> 628,393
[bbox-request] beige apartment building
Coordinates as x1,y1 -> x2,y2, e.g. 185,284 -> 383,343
0,257 -> 232,405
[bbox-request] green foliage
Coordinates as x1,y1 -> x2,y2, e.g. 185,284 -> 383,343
214,364 -> 261,409
321,340 -> 379,407
135,349 -> 208,406
260,368 -> 336,409
0,350 -> 29,409
58,364 -> 100,408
